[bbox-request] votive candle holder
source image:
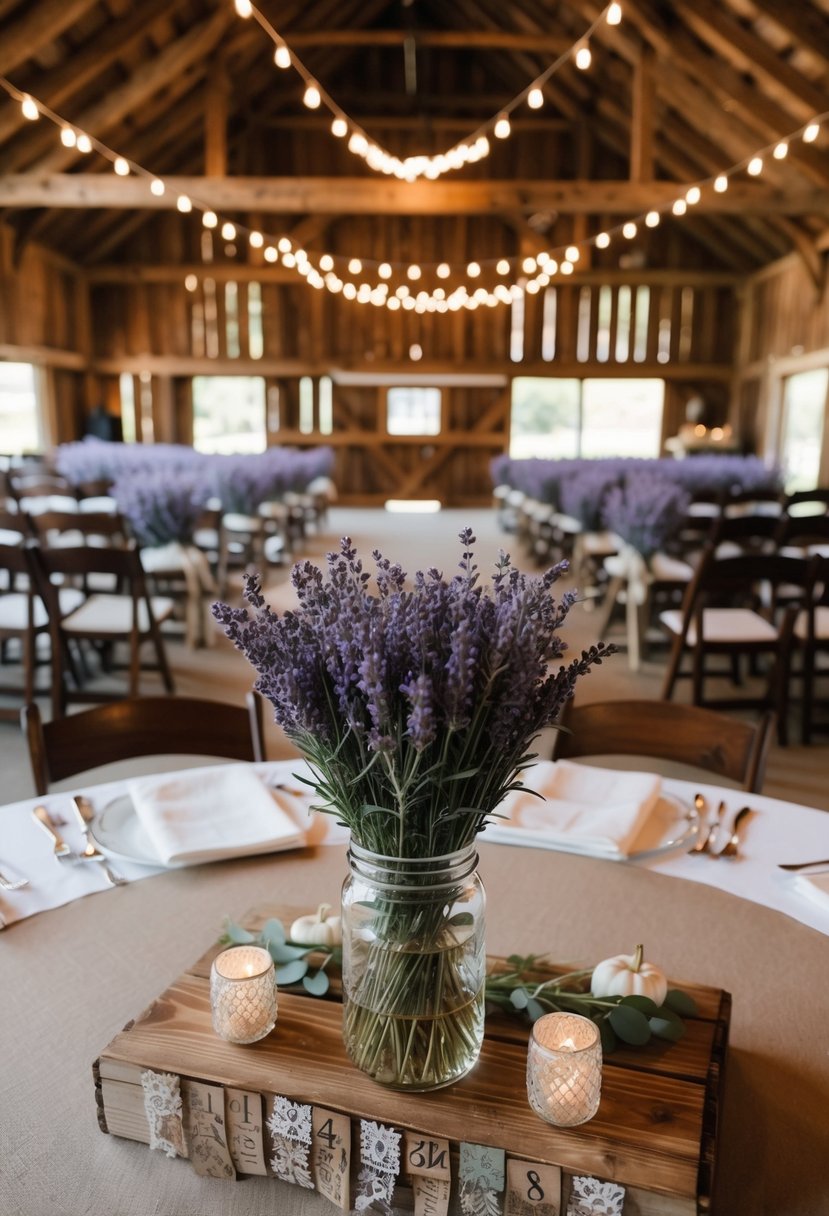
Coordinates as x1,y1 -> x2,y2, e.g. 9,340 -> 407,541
526,1012 -> 602,1127
210,945 -> 277,1044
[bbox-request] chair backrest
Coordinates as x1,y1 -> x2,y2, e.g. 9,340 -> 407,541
775,514 -> 829,551
711,513 -> 780,552
721,488 -> 784,517
785,488 -> 829,517
0,541 -> 33,602
688,549 -> 818,612
22,694 -> 266,795
552,699 -> 774,793
26,509 -> 128,548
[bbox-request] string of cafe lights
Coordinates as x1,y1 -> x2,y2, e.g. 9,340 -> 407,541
231,0 -> 622,183
0,75 -> 826,315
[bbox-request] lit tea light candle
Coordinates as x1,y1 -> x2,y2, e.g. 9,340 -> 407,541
526,1012 -> 602,1127
210,946 -> 278,1044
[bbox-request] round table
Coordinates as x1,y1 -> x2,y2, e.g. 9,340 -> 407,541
2,836 -> 828,1216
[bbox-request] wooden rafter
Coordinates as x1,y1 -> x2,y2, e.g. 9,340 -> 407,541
0,0 -> 100,75
2,175 -> 825,215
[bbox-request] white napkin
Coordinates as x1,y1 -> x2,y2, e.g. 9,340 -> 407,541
127,765 -> 305,865
792,871 -> 829,914
484,760 -> 662,858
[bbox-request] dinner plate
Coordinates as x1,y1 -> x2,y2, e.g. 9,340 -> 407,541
90,795 -> 178,868
483,792 -> 699,861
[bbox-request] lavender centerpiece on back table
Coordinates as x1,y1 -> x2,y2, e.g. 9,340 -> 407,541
214,530 -> 611,1089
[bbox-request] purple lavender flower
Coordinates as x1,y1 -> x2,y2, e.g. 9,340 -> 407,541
112,470 -> 211,547
602,473 -> 691,558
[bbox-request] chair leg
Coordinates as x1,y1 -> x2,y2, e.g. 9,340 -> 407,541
660,635 -> 684,700
148,622 -> 175,694
802,643 -> 815,745
691,642 -> 705,706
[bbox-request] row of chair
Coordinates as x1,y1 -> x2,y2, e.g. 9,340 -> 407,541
21,693 -> 771,798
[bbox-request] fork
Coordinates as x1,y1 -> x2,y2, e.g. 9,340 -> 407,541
31,805 -> 73,856
71,797 -> 126,887
714,806 -> 752,859
688,798 -> 726,855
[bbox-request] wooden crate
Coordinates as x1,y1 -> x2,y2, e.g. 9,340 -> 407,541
94,905 -> 730,1215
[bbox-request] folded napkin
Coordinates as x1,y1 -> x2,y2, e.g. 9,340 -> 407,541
792,871 -> 829,915
127,765 -> 305,866
484,760 -> 662,859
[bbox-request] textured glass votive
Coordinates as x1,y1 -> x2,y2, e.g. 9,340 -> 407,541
210,946 -> 277,1044
527,1012 -> 602,1127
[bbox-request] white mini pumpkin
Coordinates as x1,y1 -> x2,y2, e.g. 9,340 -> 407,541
290,904 -> 342,947
590,944 -> 667,1006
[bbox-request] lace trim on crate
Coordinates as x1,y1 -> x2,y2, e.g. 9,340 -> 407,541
267,1096 -> 314,1189
141,1070 -> 185,1159
354,1120 -> 402,1213
566,1176 -> 626,1216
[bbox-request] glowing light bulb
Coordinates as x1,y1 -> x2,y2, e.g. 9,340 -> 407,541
773,141 -> 788,159
331,117 -> 347,137
436,263 -> 450,279
264,246 -> 278,262
303,84 -> 322,110
575,44 -> 592,70
672,198 -> 687,215
319,254 -> 334,272
496,258 -> 511,274
221,222 -> 236,240
467,261 -> 481,277
60,127 -> 76,147
387,297 -> 401,311
407,264 -> 421,281
348,132 -> 368,156
249,230 -> 264,248
348,258 -> 362,274
343,282 -> 357,300
150,178 -> 165,196
520,256 -> 536,273
396,285 -> 409,299
202,211 -> 218,228
595,232 -> 610,249
565,245 -> 580,262
645,210 -> 660,228
546,259 -> 558,273
747,156 -> 763,176
528,87 -> 544,110
234,0 -> 252,15
622,221 -> 637,239
803,122 -> 820,143
713,174 -> 728,193
176,195 -> 192,213
113,156 -> 130,176
21,96 -> 38,121
378,262 -> 392,279
494,115 -> 511,139
76,132 -> 92,154
560,261 -> 574,275
274,43 -> 291,68
686,185 -> 701,205
277,237 -> 291,253
607,2 -> 622,24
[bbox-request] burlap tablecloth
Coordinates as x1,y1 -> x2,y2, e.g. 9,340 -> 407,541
1,841 -> 827,1216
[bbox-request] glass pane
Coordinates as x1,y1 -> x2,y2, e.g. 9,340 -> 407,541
510,289 -> 525,363
615,287 -> 631,362
318,376 -> 333,435
509,377 -> 580,459
0,362 -> 40,455
248,282 -> 264,360
225,282 -> 240,359
299,376 -> 314,434
119,372 -> 136,444
581,378 -> 664,458
387,387 -> 441,435
192,376 -> 267,453
780,368 -> 827,492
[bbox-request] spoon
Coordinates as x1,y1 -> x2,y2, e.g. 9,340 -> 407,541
688,798 -> 725,855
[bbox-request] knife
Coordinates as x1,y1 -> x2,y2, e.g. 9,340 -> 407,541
71,797 -> 126,886
778,858 -> 829,872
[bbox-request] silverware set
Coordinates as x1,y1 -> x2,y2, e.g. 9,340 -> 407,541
31,799 -> 126,887
688,796 -> 753,859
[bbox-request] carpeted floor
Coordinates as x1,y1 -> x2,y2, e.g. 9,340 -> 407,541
1,506 -> 826,809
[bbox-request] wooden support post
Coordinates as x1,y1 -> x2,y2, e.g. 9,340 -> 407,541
204,60 -> 229,179
631,43 -> 655,182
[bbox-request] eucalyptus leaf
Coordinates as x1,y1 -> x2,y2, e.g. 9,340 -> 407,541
275,959 -> 309,986
510,987 -> 529,1010
260,918 -> 286,948
302,970 -> 330,997
224,920 -> 256,944
664,989 -> 698,1017
526,998 -> 547,1022
269,942 -> 314,964
649,1015 -> 686,1042
449,912 -> 474,927
618,994 -> 659,1016
598,1016 -> 618,1054
608,1003 -> 652,1046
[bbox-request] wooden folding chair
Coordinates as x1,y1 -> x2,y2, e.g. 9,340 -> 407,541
552,698 -> 774,793
27,541 -> 176,718
22,693 -> 266,796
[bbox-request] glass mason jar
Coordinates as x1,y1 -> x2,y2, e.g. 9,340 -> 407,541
341,842 -> 486,1091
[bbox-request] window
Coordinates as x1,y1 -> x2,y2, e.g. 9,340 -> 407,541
299,376 -> 314,434
509,377 -> 664,459
118,373 -> 137,443
780,368 -> 827,492
318,376 -> 333,435
387,387 -> 441,436
192,376 -> 267,453
0,362 -> 41,454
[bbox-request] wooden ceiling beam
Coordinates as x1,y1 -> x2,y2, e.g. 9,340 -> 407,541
282,29 -> 573,51
2,176 -> 825,216
0,0 -> 100,75
748,0 -> 829,63
630,42 -> 655,181
1,9 -> 232,174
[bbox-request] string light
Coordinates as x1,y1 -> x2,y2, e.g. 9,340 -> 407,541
274,44 -> 291,69
527,88 -> 544,110
249,230 -> 264,248
150,178 -> 165,196
277,237 -> 291,253
221,221 -> 236,240
436,263 -> 451,278
622,221 -> 637,238
467,261 -> 481,277
176,195 -> 192,213
803,122 -> 820,142
20,95 -> 38,120
645,210 -> 660,228
303,84 -> 321,109
264,246 -> 278,262
407,264 -> 422,280
595,232 -> 611,249
522,256 -> 537,273
685,185 -> 701,205
319,254 -> 334,272
713,175 -> 728,193
575,44 -> 592,70
378,262 -> 392,278
607,2 -> 622,24
672,198 -> 687,215
494,115 -> 511,139
60,126 -> 76,147
113,156 -> 130,176
234,0 -> 252,15
773,142 -> 788,159
202,210 -> 217,228
565,245 -> 580,262
331,117 -> 347,137
76,133 -> 92,153
496,258 -> 511,274
348,257 -> 362,274
747,156 -> 763,176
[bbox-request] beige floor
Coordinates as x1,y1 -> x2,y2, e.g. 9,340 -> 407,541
2,505 -> 827,810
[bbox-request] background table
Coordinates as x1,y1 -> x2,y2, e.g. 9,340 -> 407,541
2,818 -> 828,1214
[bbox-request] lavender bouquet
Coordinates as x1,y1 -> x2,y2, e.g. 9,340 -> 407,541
214,530 -> 610,1088
112,471 -> 210,548
602,473 -> 691,559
